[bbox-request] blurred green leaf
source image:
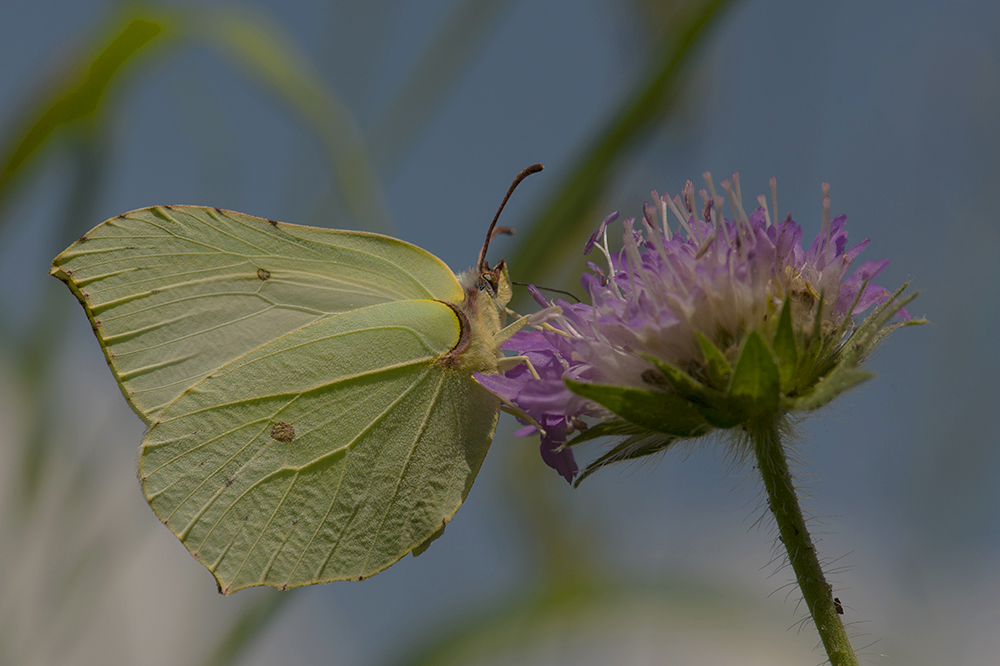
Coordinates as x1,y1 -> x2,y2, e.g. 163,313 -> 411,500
388,575 -> 791,666
301,0 -> 514,231
16,134 -> 109,507
0,15 -> 171,216
0,5 -> 389,232
193,7 -> 392,232
371,0 -> 515,174
511,0 -> 736,287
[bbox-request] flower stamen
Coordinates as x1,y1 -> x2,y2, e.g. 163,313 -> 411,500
758,194 -> 771,227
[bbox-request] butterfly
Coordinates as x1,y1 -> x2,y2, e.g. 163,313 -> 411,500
50,165 -> 542,594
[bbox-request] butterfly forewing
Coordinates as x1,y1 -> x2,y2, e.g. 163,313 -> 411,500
50,206 -> 464,421
139,299 -> 499,593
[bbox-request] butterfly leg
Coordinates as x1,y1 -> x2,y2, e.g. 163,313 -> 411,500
496,354 -> 540,379
495,315 -> 529,345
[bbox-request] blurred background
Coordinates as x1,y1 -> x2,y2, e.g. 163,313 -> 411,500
1,0 -> 997,664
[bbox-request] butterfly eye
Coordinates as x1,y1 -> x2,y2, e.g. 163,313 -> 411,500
480,272 -> 499,296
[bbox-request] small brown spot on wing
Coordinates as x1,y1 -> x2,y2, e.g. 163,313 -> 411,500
268,219 -> 279,227
214,207 -> 224,214
164,204 -> 175,210
257,268 -> 271,281
270,422 -> 295,442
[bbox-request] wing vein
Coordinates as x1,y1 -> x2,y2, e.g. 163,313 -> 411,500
293,367 -> 435,583
358,371 -> 447,575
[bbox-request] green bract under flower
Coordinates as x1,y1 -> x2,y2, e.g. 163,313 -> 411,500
477,174 -> 924,483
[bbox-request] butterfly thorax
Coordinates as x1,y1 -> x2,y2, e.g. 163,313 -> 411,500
437,261 -> 512,373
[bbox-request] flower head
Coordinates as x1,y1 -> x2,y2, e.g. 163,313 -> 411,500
490,174 -> 922,483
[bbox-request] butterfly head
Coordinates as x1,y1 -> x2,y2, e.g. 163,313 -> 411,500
477,259 -> 512,306
458,258 -> 511,322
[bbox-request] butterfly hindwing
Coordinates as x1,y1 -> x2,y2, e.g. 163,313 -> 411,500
139,299 -> 499,593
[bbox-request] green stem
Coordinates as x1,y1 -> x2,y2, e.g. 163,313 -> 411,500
748,414 -> 859,666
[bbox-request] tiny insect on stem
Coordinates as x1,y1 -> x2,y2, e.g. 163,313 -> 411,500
478,164 -> 544,272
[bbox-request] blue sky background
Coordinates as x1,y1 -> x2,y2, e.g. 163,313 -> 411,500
1,1 -> 998,665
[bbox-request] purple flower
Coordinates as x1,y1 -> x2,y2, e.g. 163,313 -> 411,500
475,329 -> 589,483
487,174 -> 920,483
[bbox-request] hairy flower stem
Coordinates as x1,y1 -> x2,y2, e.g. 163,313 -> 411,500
749,414 -> 859,666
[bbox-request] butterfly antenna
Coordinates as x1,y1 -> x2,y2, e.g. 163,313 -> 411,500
478,163 -> 544,271
512,281 -> 582,303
